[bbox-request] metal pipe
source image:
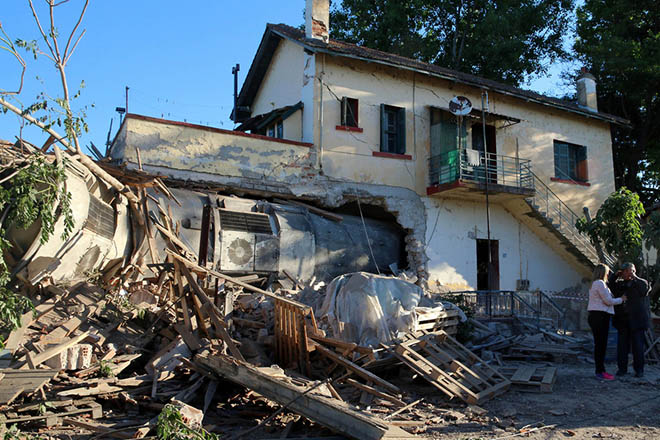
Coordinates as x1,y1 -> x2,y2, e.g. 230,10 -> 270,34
232,64 -> 240,123
482,90 -> 492,290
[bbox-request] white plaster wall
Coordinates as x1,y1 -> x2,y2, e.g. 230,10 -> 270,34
283,109 -> 303,142
111,117 -> 314,182
313,54 -> 615,214
251,40 -> 305,119
423,197 -> 585,292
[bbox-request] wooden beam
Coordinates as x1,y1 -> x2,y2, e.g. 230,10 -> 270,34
194,353 -> 413,440
344,379 -> 405,406
167,249 -> 309,310
313,343 -> 401,395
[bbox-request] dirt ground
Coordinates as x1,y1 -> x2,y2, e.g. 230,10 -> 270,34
414,362 -> 660,440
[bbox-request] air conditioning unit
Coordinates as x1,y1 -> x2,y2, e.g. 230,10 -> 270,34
217,209 -> 279,273
516,279 -> 530,291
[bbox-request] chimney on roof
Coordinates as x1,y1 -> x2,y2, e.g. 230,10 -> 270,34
305,0 -> 329,43
577,68 -> 598,112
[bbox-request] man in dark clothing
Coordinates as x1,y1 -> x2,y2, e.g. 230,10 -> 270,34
610,262 -> 651,378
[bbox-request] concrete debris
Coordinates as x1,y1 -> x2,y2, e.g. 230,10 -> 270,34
2,142 -> 654,439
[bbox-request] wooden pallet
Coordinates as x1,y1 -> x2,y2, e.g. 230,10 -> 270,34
498,365 -> 557,393
274,299 -> 318,375
393,330 -> 510,405
416,308 -> 460,335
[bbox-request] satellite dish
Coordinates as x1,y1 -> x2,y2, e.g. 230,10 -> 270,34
449,96 -> 473,116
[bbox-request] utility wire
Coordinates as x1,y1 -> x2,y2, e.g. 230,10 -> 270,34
354,186 -> 381,275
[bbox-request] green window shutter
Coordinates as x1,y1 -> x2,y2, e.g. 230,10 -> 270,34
380,104 -> 387,152
576,145 -> 588,181
396,107 -> 406,154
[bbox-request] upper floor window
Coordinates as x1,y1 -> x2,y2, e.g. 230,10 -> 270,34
554,141 -> 587,182
340,97 -> 359,128
266,120 -> 284,139
380,104 -> 405,155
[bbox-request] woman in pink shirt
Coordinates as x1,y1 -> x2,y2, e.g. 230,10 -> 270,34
588,264 -> 626,380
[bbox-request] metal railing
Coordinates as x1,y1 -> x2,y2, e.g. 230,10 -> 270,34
526,171 -> 616,267
429,148 -> 533,190
445,290 -> 566,329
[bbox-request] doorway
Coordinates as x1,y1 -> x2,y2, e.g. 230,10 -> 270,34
472,124 -> 497,183
476,239 -> 499,290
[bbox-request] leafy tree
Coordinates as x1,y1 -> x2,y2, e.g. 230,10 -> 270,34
576,188 -> 645,266
573,0 -> 660,206
330,0 -> 575,86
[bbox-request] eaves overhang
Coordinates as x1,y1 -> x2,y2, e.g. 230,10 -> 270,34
264,23 -> 630,128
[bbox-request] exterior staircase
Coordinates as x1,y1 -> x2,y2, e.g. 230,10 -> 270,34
523,172 -> 615,268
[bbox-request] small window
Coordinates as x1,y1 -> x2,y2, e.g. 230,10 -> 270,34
266,120 -> 284,139
276,120 -> 283,138
380,104 -> 405,154
554,141 -> 587,182
341,97 -> 359,128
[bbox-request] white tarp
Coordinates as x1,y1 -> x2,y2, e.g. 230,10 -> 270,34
318,272 -> 464,347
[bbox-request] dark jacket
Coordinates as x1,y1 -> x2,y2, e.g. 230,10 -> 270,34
610,275 -> 651,330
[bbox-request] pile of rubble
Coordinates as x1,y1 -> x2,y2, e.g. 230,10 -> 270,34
1,142 -> 658,439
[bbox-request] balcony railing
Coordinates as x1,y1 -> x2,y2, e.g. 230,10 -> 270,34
429,149 -> 533,191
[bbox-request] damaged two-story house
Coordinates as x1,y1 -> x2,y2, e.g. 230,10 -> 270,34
109,0 -> 627,295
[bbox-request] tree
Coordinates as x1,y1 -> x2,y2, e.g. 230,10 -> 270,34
330,0 -> 575,86
0,1 -> 139,341
576,188 -> 645,267
573,0 -> 660,206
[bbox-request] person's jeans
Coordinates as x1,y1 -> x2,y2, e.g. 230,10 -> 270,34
617,326 -> 646,374
588,311 -> 611,374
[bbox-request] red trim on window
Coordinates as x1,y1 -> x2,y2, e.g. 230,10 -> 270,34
550,177 -> 591,187
372,151 -> 412,160
335,125 -> 363,133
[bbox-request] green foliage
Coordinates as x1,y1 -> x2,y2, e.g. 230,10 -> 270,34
156,404 -> 220,440
0,154 -> 74,246
37,401 -> 54,416
330,0 -> 574,86
0,289 -> 33,336
98,360 -> 114,378
574,0 -> 660,205
576,188 -> 645,264
0,153 -> 73,339
3,424 -> 33,440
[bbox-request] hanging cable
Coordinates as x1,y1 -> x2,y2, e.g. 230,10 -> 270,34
354,187 -> 381,275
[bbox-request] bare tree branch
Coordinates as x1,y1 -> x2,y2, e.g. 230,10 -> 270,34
64,28 -> 85,65
1,96 -> 141,208
0,26 -> 27,95
62,0 -> 88,64
28,0 -> 57,59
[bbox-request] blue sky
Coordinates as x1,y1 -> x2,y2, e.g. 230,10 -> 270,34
1,1 -> 571,154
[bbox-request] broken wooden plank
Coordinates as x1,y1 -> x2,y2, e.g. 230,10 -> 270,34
62,418 -> 134,439
19,331 -> 90,370
313,342 -> 400,395
194,352 -> 413,440
344,379 -> 405,407
1,402 -> 102,425
57,383 -> 123,398
0,369 -> 58,405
